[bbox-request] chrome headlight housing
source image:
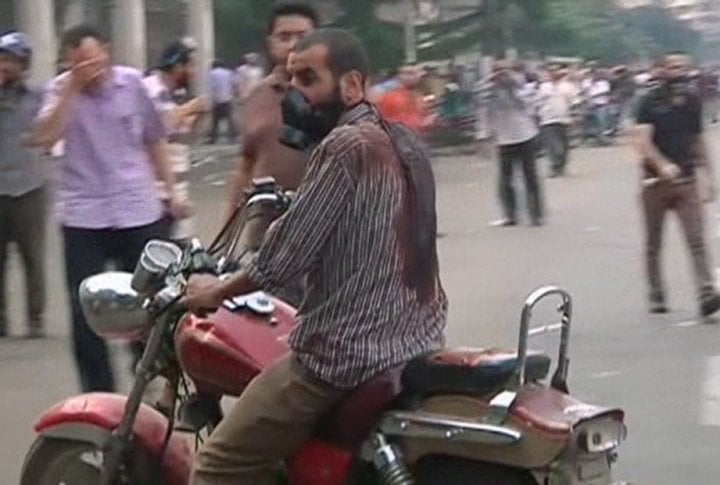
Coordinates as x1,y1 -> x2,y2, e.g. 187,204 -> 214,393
80,271 -> 149,340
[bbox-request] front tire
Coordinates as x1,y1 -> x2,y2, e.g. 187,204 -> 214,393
415,455 -> 537,485
20,436 -> 162,485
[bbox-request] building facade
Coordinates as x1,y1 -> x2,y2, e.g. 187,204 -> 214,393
0,0 -> 215,90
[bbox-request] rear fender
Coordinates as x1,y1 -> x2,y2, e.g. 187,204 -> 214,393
34,393 -> 192,485
401,385 -> 625,469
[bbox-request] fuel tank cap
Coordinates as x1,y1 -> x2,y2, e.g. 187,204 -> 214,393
223,291 -> 275,315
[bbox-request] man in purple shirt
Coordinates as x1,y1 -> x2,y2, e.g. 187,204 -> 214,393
33,25 -> 185,392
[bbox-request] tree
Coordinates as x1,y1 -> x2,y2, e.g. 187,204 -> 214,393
334,0 -> 404,72
518,0 -> 700,63
213,0 -> 273,66
622,6 -> 700,58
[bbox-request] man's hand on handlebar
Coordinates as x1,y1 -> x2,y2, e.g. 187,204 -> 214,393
184,274 -> 226,316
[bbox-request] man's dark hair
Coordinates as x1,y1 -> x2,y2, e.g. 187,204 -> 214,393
294,28 -> 370,82
159,40 -> 194,72
267,2 -> 319,35
61,24 -> 109,50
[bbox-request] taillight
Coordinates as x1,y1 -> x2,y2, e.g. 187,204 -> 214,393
574,417 -> 627,453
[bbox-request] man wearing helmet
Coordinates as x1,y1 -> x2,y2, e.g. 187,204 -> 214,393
0,31 -> 47,338
144,38 -> 208,240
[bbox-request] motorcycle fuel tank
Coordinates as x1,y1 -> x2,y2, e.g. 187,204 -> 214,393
176,292 -> 297,396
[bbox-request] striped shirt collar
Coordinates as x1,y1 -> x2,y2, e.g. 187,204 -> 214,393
338,100 -> 377,126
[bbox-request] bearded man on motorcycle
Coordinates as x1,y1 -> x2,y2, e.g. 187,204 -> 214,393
185,28 -> 448,485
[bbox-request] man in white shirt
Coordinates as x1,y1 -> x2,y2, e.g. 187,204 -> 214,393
537,65 -> 577,176
209,60 -> 237,144
586,69 -> 612,144
235,53 -> 264,102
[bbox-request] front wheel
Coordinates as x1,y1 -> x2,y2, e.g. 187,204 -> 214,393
20,436 -> 162,485
414,455 -> 537,485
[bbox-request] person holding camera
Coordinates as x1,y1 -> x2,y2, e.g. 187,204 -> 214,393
634,54 -> 720,317
482,59 -> 543,227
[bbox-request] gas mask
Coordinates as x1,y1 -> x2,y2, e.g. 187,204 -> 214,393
279,86 -> 346,151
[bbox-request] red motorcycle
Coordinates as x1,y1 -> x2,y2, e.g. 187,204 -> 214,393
20,180 -> 627,484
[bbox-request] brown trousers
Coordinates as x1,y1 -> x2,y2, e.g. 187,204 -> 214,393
190,355 -> 348,485
0,187 -> 46,333
641,179 -> 714,300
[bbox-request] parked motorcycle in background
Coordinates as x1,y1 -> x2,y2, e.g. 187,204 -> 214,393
425,83 -> 478,154
20,179 -> 628,484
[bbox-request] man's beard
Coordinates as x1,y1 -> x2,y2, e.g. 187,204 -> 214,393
315,85 -> 346,130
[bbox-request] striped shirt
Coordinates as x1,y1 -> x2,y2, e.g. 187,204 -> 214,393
246,103 -> 448,388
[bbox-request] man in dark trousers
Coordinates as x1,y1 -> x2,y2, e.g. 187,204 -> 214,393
482,60 -> 543,226
0,32 -> 46,338
634,54 -> 720,317
33,25 -> 185,392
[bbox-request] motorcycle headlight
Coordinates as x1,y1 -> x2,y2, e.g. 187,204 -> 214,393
80,271 -> 149,340
574,417 -> 626,453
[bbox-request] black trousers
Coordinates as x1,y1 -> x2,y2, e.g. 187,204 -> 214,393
210,102 -> 236,143
498,137 -> 543,223
0,187 -> 46,334
63,219 -> 170,392
542,123 -> 569,174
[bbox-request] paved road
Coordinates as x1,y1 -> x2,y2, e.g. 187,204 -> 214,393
3,137 -> 720,482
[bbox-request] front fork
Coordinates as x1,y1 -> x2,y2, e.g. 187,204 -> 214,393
99,296 -> 177,484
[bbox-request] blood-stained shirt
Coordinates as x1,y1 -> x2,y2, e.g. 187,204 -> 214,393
246,102 -> 448,388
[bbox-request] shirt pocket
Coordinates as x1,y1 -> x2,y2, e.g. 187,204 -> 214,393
120,112 -> 144,145
112,96 -> 144,145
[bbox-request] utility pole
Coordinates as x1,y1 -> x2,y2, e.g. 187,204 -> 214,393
404,0 -> 417,64
110,0 -> 147,68
14,0 -> 56,83
187,0 -> 215,95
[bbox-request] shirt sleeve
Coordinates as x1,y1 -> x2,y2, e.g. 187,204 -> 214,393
244,139 -> 356,292
36,75 -> 64,120
137,79 -> 167,144
143,77 -> 172,114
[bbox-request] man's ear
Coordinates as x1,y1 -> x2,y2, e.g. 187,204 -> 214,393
340,70 -> 365,105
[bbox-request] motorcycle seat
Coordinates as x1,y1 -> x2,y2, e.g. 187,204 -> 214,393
401,348 -> 551,397
316,365 -> 405,448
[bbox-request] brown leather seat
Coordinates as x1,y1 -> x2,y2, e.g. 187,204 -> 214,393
315,348 -> 551,449
316,365 -> 405,448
